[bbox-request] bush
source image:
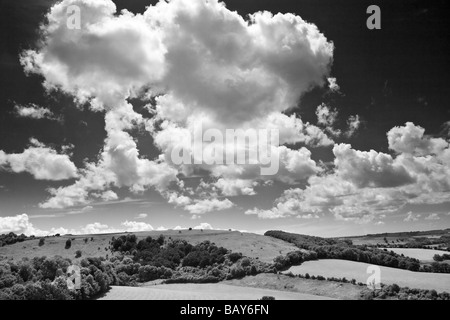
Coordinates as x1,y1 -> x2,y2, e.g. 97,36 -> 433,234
65,239 -> 72,250
75,250 -> 82,258
261,296 -> 275,300
38,238 -> 45,247
228,252 -> 242,263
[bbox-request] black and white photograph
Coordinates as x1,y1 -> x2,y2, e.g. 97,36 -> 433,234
0,0 -> 449,306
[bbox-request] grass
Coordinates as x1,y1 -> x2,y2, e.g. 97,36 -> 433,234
0,230 -> 298,264
225,273 -> 363,300
98,283 -> 335,300
385,248 -> 450,262
285,260 -> 450,293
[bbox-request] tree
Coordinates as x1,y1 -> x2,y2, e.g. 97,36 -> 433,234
433,254 -> 444,262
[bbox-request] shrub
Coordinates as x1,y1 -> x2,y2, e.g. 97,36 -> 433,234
38,238 -> 45,247
75,250 -> 82,258
65,239 -> 72,249
228,252 -> 242,263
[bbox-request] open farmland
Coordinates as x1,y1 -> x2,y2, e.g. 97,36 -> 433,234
285,260 -> 450,293
98,283 -> 335,300
386,248 -> 450,262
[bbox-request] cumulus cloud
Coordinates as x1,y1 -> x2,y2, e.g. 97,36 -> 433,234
21,0 -> 335,211
0,214 -> 40,236
315,104 -> 361,139
345,115 -> 361,138
327,77 -> 340,92
333,143 -> 416,188
316,104 -> 341,137
121,220 -> 154,232
0,139 -> 78,181
0,214 -> 74,237
424,213 -> 440,221
14,103 -> 60,121
404,211 -> 421,222
247,122 -> 450,223
388,122 -> 449,156
80,222 -> 118,235
214,178 -> 257,196
184,198 -> 235,215
193,223 -> 213,230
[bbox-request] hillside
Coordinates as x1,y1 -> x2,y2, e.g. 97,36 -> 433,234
0,230 -> 298,264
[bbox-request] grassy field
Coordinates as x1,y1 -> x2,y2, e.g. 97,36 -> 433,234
385,248 -> 450,262
225,273 -> 363,300
345,229 -> 450,247
0,230 -> 298,264
98,283 -> 335,300
285,260 -> 450,292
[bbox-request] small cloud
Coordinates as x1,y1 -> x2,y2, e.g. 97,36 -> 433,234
316,103 -> 341,137
14,103 -> 62,122
67,206 -> 93,215
121,220 -> 153,232
404,211 -> 421,222
345,115 -> 361,138
425,213 -> 440,221
194,223 -> 213,230
327,77 -> 340,93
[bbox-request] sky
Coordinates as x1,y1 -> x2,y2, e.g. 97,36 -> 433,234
0,0 -> 449,237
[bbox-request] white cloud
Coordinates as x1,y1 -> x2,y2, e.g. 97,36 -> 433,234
193,223 -> 213,230
327,77 -> 340,92
99,190 -> 119,202
80,222 -> 118,235
424,213 -> 440,221
214,178 -> 257,196
245,206 -> 319,220
0,214 -> 74,237
0,139 -> 78,181
316,104 -> 341,137
345,115 -> 361,138
67,206 -> 93,215
0,214 -> 40,236
404,211 -> 421,222
333,143 -> 416,188
184,198 -> 235,215
121,220 -> 154,232
388,122 -> 448,156
135,213 -> 148,219
22,0 -> 335,210
14,103 -> 60,121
